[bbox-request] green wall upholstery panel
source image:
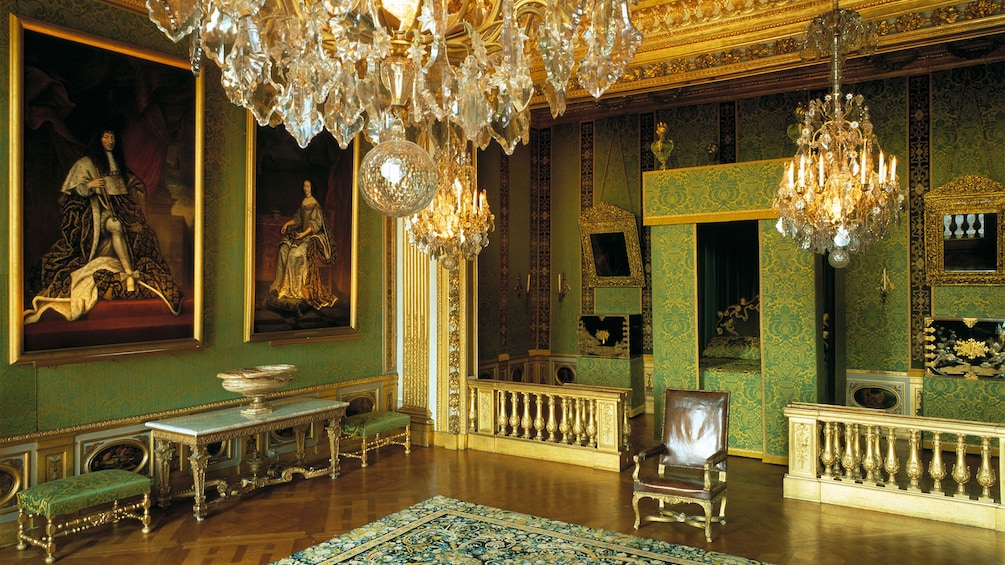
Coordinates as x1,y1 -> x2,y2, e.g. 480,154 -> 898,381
759,220 -> 819,459
17,469 -> 149,517
736,92 -> 807,162
594,116 -> 642,217
654,104 -> 720,169
1,0 -> 385,435
643,160 -> 785,222
844,78 -> 911,373
650,224 -> 698,436
933,286 -> 1005,319
593,288 -> 641,315
575,356 -> 646,411
551,123 -> 583,355
930,64 -> 1005,186
701,366 -> 763,456
923,376 -> 1005,423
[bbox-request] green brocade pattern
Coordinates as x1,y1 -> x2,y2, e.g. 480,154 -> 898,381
341,412 -> 410,437
275,496 -> 770,565
759,221 -> 818,459
575,356 -> 646,411
702,361 -> 764,455
17,469 -> 150,517
651,225 -> 697,436
643,160 -> 785,221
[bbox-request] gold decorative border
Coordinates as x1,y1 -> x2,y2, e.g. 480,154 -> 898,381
0,460 -> 24,509
242,116 -> 360,343
8,15 -> 204,365
580,202 -> 645,288
924,175 -> 1005,286
82,437 -> 149,474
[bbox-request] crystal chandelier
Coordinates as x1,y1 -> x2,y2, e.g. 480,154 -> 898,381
146,0 -> 644,216
405,125 -> 495,271
774,0 -> 904,268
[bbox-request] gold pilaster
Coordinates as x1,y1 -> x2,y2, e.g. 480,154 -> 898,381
401,235 -> 433,446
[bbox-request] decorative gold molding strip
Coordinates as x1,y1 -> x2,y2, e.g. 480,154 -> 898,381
645,209 -> 778,226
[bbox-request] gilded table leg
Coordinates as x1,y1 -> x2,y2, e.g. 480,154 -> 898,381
153,438 -> 176,508
327,418 -> 340,479
189,444 -> 210,521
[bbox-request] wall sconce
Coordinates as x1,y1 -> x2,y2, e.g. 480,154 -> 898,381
557,272 -> 571,301
878,267 -> 894,304
514,273 -> 530,307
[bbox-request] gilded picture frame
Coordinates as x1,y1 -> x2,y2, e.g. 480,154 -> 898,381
579,201 -> 644,288
8,16 -> 204,365
244,115 -> 359,343
924,175 -> 1005,286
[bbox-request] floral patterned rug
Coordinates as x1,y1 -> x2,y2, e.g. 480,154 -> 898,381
273,496 -> 769,564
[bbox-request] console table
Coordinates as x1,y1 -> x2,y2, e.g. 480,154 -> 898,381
146,395 -> 348,521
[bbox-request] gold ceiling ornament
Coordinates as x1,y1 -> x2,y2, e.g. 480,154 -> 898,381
774,0 -> 904,268
145,0 -> 644,217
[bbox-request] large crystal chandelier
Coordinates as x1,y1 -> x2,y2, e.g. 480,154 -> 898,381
146,0 -> 644,216
405,125 -> 494,270
774,0 -> 904,268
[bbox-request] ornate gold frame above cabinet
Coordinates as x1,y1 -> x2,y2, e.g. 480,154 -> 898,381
924,175 -> 1005,286
579,202 -> 644,288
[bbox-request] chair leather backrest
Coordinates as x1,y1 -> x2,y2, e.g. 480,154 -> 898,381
661,388 -> 730,471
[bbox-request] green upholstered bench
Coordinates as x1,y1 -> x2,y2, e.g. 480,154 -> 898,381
340,410 -> 411,468
16,469 -> 152,564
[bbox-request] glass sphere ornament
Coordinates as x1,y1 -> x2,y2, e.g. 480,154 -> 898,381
358,139 -> 438,217
828,248 -> 850,268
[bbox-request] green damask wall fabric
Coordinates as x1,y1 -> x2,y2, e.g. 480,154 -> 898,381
759,220 -> 819,459
702,365 -> 763,456
844,78 -> 911,373
650,224 -> 698,435
575,356 -> 646,411
643,160 -> 785,221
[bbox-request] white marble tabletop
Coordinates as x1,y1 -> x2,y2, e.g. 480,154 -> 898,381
145,396 -> 348,438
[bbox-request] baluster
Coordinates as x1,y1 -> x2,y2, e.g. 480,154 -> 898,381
862,425 -> 879,484
533,394 -> 545,441
871,426 -> 884,486
976,436 -> 996,502
841,422 -> 859,481
508,391 -> 521,437
929,432 -> 945,494
573,398 -> 585,445
497,390 -> 508,435
884,426 -> 900,486
468,385 -> 477,433
906,428 -> 922,492
520,392 -> 532,439
951,433 -> 971,500
545,394 -> 558,442
585,399 -> 597,448
820,421 -> 837,478
559,396 -> 571,444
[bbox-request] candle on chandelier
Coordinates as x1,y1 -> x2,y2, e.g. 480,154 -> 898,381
889,156 -> 897,183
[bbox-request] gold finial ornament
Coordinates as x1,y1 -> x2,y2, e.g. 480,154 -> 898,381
651,121 -> 675,170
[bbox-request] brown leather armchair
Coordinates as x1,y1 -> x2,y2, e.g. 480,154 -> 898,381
632,388 -> 730,542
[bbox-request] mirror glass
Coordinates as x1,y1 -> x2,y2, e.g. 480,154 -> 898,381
943,213 -> 997,272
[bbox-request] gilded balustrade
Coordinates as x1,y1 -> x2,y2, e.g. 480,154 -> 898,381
785,402 -> 1005,531
466,379 -> 632,471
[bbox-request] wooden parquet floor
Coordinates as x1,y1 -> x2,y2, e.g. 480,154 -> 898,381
2,415 -> 1003,564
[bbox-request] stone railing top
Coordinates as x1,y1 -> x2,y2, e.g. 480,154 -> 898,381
785,402 -> 1005,436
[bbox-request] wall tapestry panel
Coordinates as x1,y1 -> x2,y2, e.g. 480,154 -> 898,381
643,160 -> 785,225
759,220 -> 818,460
736,92 -> 805,163
654,104 -> 719,169
650,224 -> 698,437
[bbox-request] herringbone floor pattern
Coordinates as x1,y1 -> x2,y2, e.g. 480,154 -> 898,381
2,415 -> 1003,564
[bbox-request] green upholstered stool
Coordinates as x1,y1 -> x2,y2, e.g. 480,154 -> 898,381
341,411 -> 411,468
16,469 -> 152,563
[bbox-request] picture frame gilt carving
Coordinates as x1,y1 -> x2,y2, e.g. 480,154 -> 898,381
924,175 -> 1005,286
579,202 -> 644,288
9,16 -> 203,365
244,115 -> 359,343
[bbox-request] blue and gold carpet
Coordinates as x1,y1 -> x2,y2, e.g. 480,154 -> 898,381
274,495 -> 768,564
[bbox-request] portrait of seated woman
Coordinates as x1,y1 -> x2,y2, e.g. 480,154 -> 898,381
265,179 -> 338,314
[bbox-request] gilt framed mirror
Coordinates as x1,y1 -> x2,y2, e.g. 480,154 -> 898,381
579,202 -> 644,288
924,175 -> 1005,286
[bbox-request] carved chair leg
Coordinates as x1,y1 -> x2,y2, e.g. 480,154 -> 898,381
632,494 -> 642,529
703,503 -> 713,542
